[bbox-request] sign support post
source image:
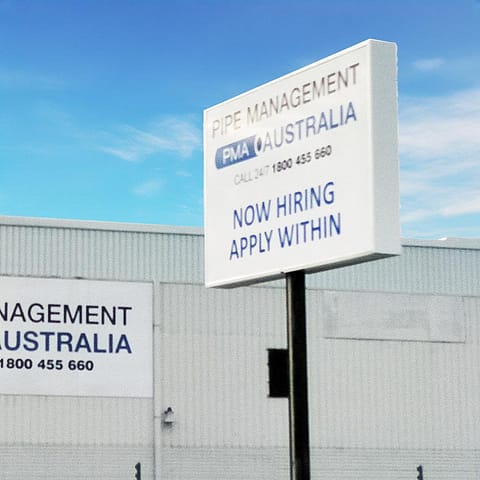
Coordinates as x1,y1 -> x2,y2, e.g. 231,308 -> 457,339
286,270 -> 310,480
204,38 -> 400,479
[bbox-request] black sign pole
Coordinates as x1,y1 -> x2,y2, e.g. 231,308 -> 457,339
286,270 -> 311,480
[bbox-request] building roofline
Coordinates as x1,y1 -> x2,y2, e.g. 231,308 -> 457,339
0,215 -> 203,236
0,215 -> 479,249
401,237 -> 480,250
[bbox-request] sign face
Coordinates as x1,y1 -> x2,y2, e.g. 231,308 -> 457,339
204,39 -> 400,288
0,276 -> 153,398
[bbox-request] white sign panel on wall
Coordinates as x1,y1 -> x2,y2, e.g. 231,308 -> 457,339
204,39 -> 400,288
0,276 -> 153,398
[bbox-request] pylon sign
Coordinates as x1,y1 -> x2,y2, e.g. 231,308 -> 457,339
204,39 -> 400,288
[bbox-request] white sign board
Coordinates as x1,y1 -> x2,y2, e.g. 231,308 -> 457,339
204,39 -> 400,288
0,276 -> 153,398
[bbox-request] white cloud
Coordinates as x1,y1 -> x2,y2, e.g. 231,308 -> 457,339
399,87 -> 480,236
413,57 -> 445,72
99,146 -> 139,162
176,170 -> 193,177
132,179 -> 164,197
400,88 -> 480,159
441,192 -> 480,217
410,55 -> 480,85
0,69 -> 63,90
100,116 -> 201,162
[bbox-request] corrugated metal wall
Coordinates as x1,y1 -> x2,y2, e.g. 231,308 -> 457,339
0,219 -> 479,296
0,217 -> 479,479
0,221 -> 203,283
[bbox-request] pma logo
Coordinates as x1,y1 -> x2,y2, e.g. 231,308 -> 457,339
215,135 -> 259,169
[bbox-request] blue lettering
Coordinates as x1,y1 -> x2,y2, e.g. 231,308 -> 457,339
40,331 -> 55,352
4,330 -> 21,351
75,333 -> 92,352
329,108 -> 339,129
230,239 -> 239,260
215,136 -> 257,169
57,332 -> 73,352
24,331 -> 39,351
318,112 -> 328,131
229,230 -> 273,260
285,123 -> 294,143
278,225 -> 294,247
345,101 -> 357,123
116,334 -> 132,354
233,200 -> 271,229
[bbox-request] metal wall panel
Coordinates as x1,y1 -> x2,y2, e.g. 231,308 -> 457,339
321,291 -> 466,342
0,220 -> 204,284
0,219 -> 161,478
1,217 -> 479,296
1,217 -> 480,479
0,445 -> 153,480
155,283 -> 289,449
307,293 -> 480,451
0,396 -> 153,445
158,446 -> 480,480
155,282 -> 480,477
306,240 -> 480,296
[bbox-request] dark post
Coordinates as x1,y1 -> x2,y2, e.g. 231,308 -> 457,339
416,465 -> 423,480
134,462 -> 141,480
286,271 -> 311,480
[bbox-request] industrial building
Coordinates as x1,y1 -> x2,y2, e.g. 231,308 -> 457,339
0,216 -> 479,479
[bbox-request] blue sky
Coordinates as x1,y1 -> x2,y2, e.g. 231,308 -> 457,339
1,0 -> 479,238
